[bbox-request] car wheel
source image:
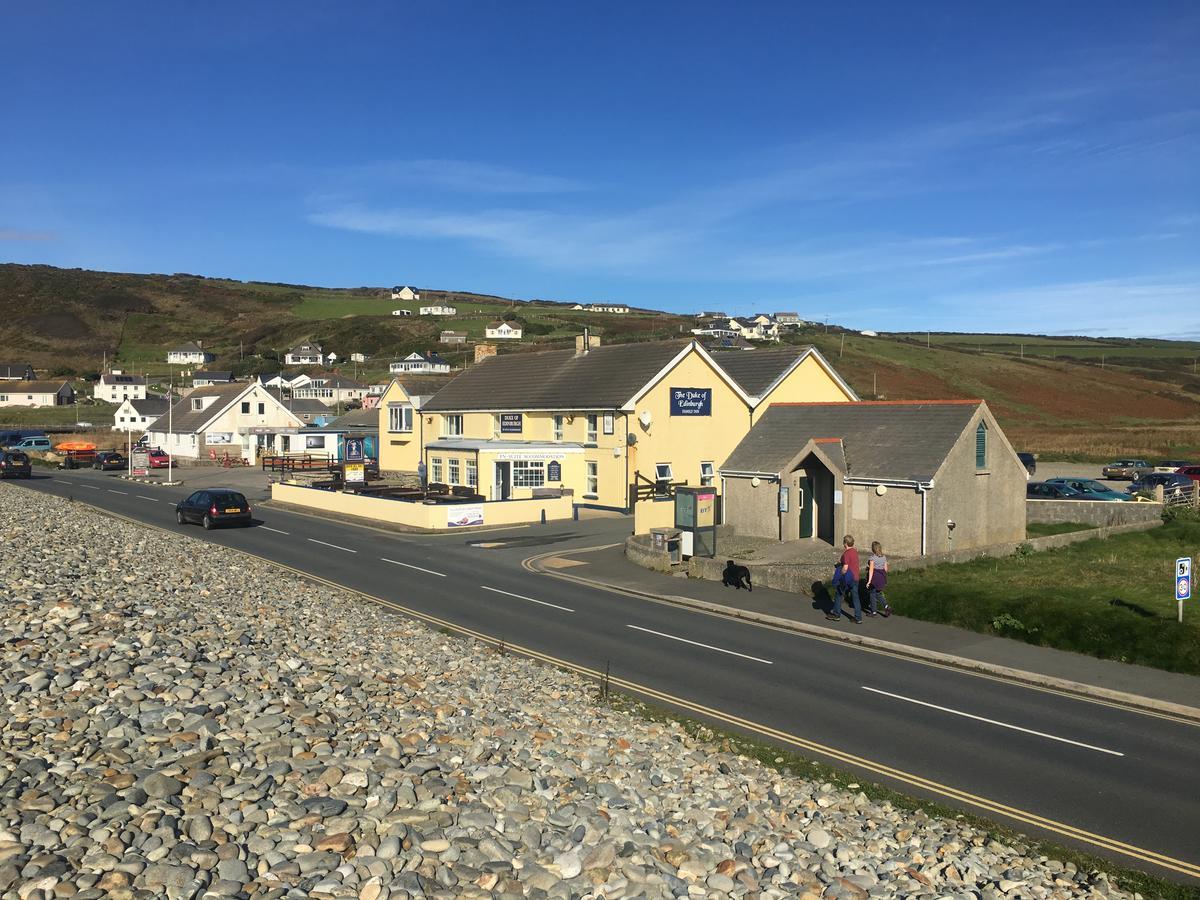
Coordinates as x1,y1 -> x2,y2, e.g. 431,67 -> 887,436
202,515 -> 214,530
176,510 -> 186,525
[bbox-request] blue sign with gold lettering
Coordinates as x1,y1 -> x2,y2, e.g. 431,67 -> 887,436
670,387 -> 711,416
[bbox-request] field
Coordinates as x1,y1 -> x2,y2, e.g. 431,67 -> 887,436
887,516 -> 1200,674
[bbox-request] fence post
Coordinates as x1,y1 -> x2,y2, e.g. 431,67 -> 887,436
1193,481 -> 1199,507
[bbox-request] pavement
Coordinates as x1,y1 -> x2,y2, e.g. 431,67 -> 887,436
10,468 -> 1200,883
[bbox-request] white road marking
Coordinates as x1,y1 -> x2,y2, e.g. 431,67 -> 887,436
81,484 -> 101,490
260,526 -> 290,535
626,624 -> 773,664
481,585 -> 573,612
382,558 -> 445,577
861,686 -> 1125,757
307,538 -> 356,553
107,489 -> 128,495
54,479 -> 72,484
136,495 -> 158,502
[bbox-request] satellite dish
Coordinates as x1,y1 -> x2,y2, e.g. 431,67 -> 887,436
626,433 -> 637,446
638,410 -> 652,428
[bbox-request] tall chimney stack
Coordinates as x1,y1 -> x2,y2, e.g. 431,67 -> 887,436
575,328 -> 600,356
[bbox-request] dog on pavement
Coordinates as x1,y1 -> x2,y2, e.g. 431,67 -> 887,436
722,560 -> 753,591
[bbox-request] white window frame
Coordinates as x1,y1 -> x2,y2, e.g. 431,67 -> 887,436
512,460 -> 545,488
431,457 -> 443,483
466,459 -> 477,487
191,399 -> 202,410
443,414 -> 464,437
655,462 -> 673,481
553,414 -> 564,442
586,414 -> 598,444
586,460 -> 598,496
603,412 -> 614,435
700,461 -> 715,487
387,404 -> 413,433
448,458 -> 461,485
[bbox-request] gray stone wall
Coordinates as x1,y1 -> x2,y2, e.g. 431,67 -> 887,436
1025,499 -> 1162,527
927,408 -> 1027,555
843,483 -> 923,558
721,476 -> 779,539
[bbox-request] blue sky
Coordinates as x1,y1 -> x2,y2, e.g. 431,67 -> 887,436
2,2 -> 1197,336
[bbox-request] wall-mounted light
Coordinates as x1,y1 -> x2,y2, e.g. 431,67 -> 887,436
751,476 -> 761,487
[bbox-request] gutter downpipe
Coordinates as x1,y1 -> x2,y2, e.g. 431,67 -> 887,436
842,476 -> 934,557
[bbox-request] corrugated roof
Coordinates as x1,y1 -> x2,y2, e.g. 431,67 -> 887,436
423,340 -> 691,411
722,401 -> 982,482
713,347 -> 809,396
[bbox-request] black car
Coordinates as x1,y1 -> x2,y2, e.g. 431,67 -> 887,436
0,450 -> 32,479
175,489 -> 252,529
1128,472 -> 1193,498
1017,452 -> 1036,478
93,450 -> 126,471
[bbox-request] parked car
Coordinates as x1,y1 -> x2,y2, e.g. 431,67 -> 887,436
93,450 -> 126,471
1101,459 -> 1151,480
1153,459 -> 1193,473
0,451 -> 32,479
6,436 -> 51,452
1127,472 -> 1193,499
0,429 -> 46,446
1043,477 -> 1130,501
1017,452 -> 1036,478
1176,465 -> 1200,482
147,449 -> 172,468
175,489 -> 252,529
1026,481 -> 1083,499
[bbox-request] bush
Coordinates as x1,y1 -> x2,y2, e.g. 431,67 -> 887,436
1161,503 -> 1200,525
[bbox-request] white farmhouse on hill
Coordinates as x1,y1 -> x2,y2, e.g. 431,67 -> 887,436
389,352 -> 451,375
485,321 -> 523,340
94,371 -> 147,403
284,342 -> 325,366
167,342 -> 214,365
391,285 -> 420,301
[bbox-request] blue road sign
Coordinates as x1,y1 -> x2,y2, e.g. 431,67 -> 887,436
1175,556 -> 1191,601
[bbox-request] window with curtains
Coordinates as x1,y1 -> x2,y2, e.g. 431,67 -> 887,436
443,415 -> 464,437
553,414 -> 564,442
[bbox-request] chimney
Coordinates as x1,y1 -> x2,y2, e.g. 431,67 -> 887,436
474,343 -> 497,364
195,340 -> 202,348
575,329 -> 600,356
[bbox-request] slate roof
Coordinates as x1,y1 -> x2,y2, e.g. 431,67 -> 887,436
309,375 -> 365,389
286,398 -> 332,415
423,340 -> 691,411
192,371 -> 232,382
100,373 -> 147,386
288,342 -> 323,354
0,364 -> 34,379
169,342 -> 205,354
392,374 -> 457,399
714,347 -> 809,396
128,398 -> 170,417
2,381 -> 72,394
721,401 -> 983,482
147,383 -> 250,434
328,407 -> 379,429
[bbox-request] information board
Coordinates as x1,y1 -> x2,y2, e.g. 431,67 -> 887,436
669,388 -> 712,416
500,413 -> 523,433
546,460 -> 561,482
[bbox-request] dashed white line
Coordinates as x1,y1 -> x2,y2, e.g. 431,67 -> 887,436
107,489 -> 128,495
136,495 -> 158,502
307,538 -> 356,553
861,686 -> 1125,756
54,479 -> 72,485
481,585 -> 574,612
382,558 -> 445,577
625,624 -> 773,664
260,526 -> 290,535
81,484 -> 101,490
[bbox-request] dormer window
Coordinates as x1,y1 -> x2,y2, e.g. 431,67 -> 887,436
191,399 -> 202,410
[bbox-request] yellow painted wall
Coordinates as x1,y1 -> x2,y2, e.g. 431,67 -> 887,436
633,497 -> 677,534
378,381 -> 423,474
751,353 -> 855,423
271,482 -> 574,529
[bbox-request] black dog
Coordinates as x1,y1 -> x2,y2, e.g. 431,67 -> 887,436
722,560 -> 753,591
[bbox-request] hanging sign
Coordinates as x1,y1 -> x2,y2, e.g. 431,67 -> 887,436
670,388 -> 712,416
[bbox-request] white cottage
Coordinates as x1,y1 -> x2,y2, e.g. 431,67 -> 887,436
145,382 -> 304,463
419,305 -> 457,316
484,321 -> 523,340
94,372 -> 147,403
112,398 -> 170,433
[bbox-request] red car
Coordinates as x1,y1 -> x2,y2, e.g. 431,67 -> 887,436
1176,465 -> 1200,482
148,449 -> 172,469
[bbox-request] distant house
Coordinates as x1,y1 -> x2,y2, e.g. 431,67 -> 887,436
257,372 -> 312,392
419,305 -> 457,317
94,371 -> 147,403
774,312 -> 801,325
291,374 -> 369,406
145,382 -> 305,462
391,309 -> 413,317
575,303 -> 629,314
0,381 -> 75,408
440,330 -> 469,345
389,352 -> 451,375
284,398 -> 336,425
692,325 -> 738,340
696,311 -> 727,320
167,342 -> 214,365
284,342 -> 325,366
730,317 -> 780,342
192,370 -> 234,388
0,364 -> 35,381
112,398 -> 170,433
391,286 -> 420,301
350,352 -> 368,363
750,313 -> 776,327
484,321 -> 523,340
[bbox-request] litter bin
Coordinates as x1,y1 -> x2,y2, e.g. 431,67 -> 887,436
649,527 -> 682,565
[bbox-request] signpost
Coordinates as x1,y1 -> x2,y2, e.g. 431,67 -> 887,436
344,438 -> 365,462
131,448 -> 150,477
1176,556 -> 1191,623
344,463 -> 365,485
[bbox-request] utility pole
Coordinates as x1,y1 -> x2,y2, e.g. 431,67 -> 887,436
839,333 -> 845,357
167,372 -> 173,483
872,370 -> 877,397
926,331 -> 930,349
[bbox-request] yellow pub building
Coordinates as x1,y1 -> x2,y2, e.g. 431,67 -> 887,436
376,336 -> 856,529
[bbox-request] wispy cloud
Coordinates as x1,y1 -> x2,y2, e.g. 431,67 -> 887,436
352,159 -> 588,194
0,228 -> 55,241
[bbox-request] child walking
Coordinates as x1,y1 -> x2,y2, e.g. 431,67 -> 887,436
866,541 -> 891,617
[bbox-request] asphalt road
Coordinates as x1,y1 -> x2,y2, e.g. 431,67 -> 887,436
10,469 -> 1200,883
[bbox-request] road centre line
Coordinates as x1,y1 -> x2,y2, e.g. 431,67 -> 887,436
861,686 -> 1125,757
80,484 -> 101,490
259,526 -> 290,535
107,489 -> 128,495
54,479 -> 72,484
626,624 -> 773,664
480,585 -> 573,612
307,538 -> 356,553
382,558 -> 445,577
136,495 -> 158,502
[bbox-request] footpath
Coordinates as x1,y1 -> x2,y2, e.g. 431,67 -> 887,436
532,544 -> 1200,718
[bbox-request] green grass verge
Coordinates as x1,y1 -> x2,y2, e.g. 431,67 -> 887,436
607,692 -> 1199,899
887,519 -> 1200,674
1026,522 -> 1096,537
0,402 -> 116,429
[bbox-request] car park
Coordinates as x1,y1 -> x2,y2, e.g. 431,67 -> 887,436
92,450 -> 127,471
0,451 -> 32,479
1026,481 -> 1083,499
175,489 -> 252,529
1101,459 -> 1151,480
1017,452 -> 1036,478
1128,472 -> 1193,499
1043,477 -> 1130,501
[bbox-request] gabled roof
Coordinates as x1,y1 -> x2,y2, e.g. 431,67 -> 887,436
170,342 -> 206,354
390,374 -> 458,399
288,342 -> 323,354
2,380 -> 72,394
0,364 -> 34,378
309,374 -> 365,389
193,370 -> 232,382
424,340 -> 699,412
286,398 -> 332,415
128,398 -> 170,417
715,347 -> 810,396
329,407 -> 378,429
148,382 -> 301,435
100,373 -> 147,386
722,400 -> 984,482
